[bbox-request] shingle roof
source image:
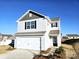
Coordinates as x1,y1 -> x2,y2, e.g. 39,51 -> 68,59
51,17 -> 60,21
18,10 -> 45,21
49,30 -> 59,34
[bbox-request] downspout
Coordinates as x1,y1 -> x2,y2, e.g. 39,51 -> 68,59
40,37 -> 42,55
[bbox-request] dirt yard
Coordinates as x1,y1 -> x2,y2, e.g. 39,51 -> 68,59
0,45 -> 15,54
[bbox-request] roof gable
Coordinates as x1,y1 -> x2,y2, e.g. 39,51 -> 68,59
17,10 -> 46,22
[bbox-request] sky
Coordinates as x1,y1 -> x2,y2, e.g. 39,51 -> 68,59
0,0 -> 79,35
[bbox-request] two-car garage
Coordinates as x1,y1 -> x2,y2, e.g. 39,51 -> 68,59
15,37 -> 40,50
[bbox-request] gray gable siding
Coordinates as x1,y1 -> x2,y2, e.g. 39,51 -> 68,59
20,11 -> 45,21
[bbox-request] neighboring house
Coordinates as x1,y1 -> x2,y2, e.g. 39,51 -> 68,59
15,10 -> 61,50
62,34 -> 79,42
0,33 -> 15,45
66,34 -> 79,39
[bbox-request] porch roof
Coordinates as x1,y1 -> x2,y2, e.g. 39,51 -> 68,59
15,31 -> 46,37
49,30 -> 59,36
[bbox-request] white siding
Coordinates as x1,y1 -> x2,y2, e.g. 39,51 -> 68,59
17,21 -> 25,32
17,18 -> 47,32
41,36 -> 45,50
57,34 -> 61,47
44,31 -> 52,50
50,27 -> 59,30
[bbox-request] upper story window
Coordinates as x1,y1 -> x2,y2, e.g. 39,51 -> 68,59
26,22 -> 30,29
51,23 -> 53,27
25,21 -> 36,29
31,21 -> 36,29
51,22 -> 58,27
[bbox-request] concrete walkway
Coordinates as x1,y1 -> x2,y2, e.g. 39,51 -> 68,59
0,49 -> 34,59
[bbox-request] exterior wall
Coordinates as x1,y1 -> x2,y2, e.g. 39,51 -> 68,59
40,36 -> 45,50
44,33 -> 52,50
17,18 -> 47,32
44,21 -> 53,49
57,34 -> 61,46
47,20 -> 61,47
17,21 -> 25,32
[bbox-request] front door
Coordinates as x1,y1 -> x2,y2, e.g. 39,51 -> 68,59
53,36 -> 57,46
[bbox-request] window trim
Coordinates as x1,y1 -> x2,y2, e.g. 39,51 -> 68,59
26,22 -> 31,29
51,23 -> 53,27
51,22 -> 58,27
25,20 -> 36,29
55,22 -> 58,27
31,21 -> 36,29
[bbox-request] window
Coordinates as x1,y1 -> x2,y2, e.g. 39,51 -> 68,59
26,22 -> 30,29
25,21 -> 36,29
51,22 -> 58,27
56,22 -> 58,27
51,23 -> 53,27
31,21 -> 36,29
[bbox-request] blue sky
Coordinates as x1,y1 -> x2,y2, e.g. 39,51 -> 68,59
0,0 -> 79,35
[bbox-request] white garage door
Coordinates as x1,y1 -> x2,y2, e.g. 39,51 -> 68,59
15,37 -> 40,50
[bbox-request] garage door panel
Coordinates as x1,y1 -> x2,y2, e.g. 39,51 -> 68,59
30,38 -> 40,50
15,37 -> 40,50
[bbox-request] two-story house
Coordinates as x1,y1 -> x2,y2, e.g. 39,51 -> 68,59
14,10 -> 61,50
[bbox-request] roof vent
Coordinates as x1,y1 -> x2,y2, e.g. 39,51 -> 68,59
29,13 -> 32,17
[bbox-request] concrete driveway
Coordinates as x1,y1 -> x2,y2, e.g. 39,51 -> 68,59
0,49 -> 34,59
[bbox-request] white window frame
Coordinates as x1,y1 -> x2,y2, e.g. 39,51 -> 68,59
51,22 -> 58,27
26,22 -> 31,29
25,21 -> 36,29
